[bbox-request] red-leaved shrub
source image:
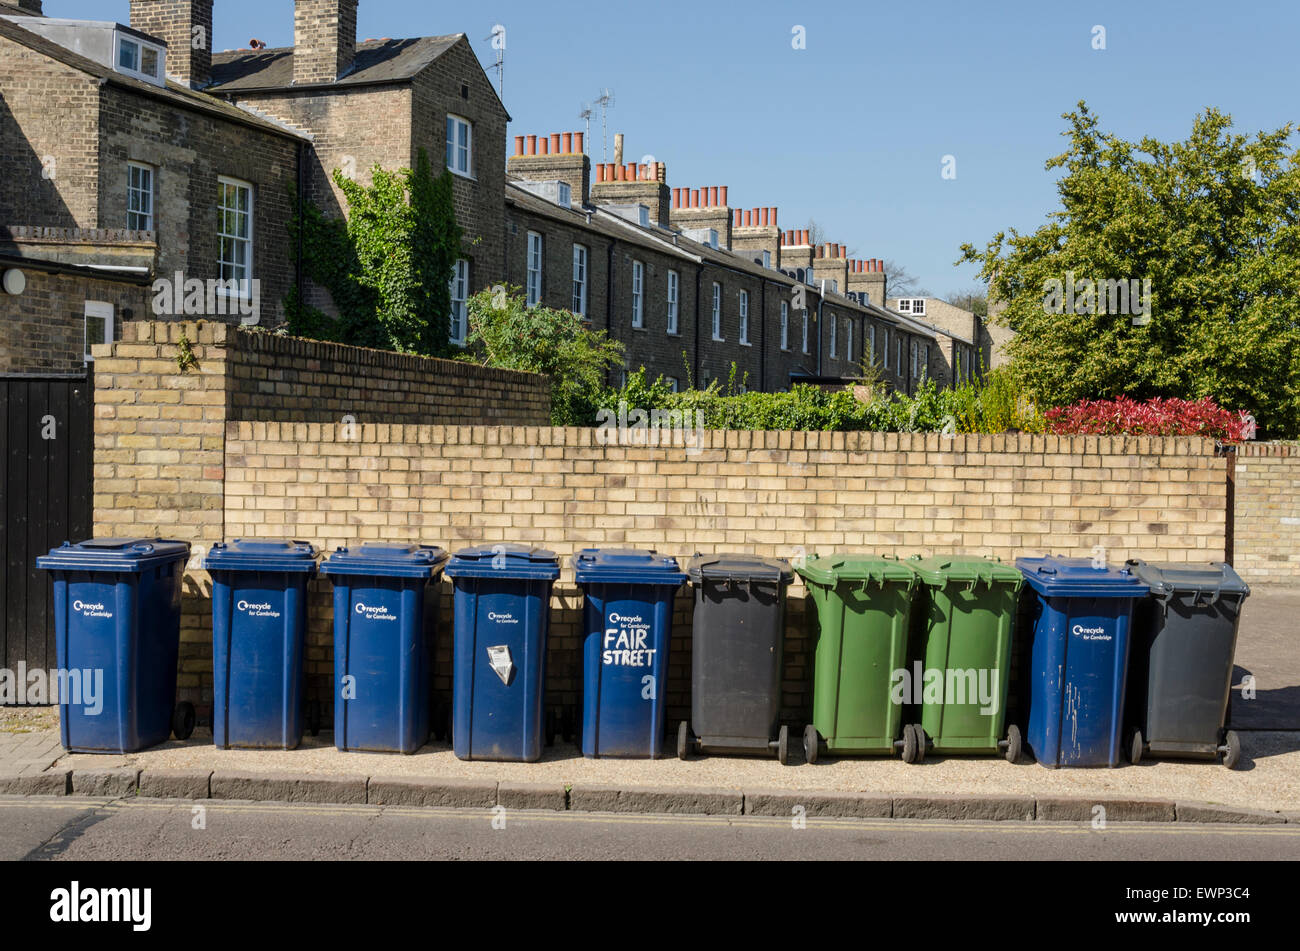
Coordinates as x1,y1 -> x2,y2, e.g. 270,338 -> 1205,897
1045,396 -> 1250,440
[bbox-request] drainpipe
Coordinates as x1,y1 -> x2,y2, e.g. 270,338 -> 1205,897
606,239 -> 616,384
295,141 -> 305,302
759,278 -> 767,392
693,265 -> 702,388
816,280 -> 825,378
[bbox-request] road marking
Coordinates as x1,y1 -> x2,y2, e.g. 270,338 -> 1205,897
0,796 -> 1296,837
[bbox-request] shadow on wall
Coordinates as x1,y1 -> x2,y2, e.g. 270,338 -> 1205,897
176,581 -> 816,736
0,92 -> 77,230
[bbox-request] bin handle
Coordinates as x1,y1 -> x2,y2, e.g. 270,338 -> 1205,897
132,543 -> 155,554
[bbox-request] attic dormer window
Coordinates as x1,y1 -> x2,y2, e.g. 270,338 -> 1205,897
116,32 -> 165,86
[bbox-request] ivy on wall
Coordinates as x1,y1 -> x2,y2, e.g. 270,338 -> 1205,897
285,148 -> 464,359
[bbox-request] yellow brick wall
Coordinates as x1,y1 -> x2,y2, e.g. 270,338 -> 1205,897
221,424 -> 1228,727
1234,442 -> 1300,581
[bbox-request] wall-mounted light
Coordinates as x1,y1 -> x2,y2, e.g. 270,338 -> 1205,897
2,268 -> 26,295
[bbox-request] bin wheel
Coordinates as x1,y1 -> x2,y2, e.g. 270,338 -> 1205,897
803,724 -> 820,765
777,724 -> 790,766
913,724 -> 927,764
1222,730 -> 1242,770
902,723 -> 919,764
1129,729 -> 1144,765
171,701 -> 196,741
676,721 -> 690,760
1005,723 -> 1022,764
306,701 -> 321,738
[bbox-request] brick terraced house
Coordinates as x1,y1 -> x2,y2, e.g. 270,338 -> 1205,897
0,0 -> 976,394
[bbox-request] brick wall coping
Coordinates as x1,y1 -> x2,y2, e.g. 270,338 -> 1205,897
0,225 -> 157,247
1238,441 -> 1298,458
225,420 -> 1222,456
229,327 -> 550,389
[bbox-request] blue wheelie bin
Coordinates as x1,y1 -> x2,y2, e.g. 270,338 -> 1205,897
204,540 -> 318,749
1016,556 -> 1149,767
36,538 -> 192,753
444,544 -> 560,762
321,543 -> 448,754
573,548 -> 687,758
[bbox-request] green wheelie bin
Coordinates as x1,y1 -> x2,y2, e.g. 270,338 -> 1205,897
908,556 -> 1024,762
796,554 -> 918,763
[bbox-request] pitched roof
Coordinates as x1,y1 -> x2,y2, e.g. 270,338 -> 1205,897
0,16 -> 309,141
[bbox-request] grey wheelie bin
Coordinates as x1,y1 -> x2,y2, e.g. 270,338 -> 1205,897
1124,561 -> 1250,768
678,554 -> 795,763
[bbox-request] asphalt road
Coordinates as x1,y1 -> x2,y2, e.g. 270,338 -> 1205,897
2,796 -> 1299,861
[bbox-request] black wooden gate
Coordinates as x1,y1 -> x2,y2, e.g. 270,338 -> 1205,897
0,374 -> 93,688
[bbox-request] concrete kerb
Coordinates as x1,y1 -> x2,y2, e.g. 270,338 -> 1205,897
1,768 -> 1295,825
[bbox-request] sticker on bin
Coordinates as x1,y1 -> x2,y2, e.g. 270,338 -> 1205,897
603,611 -> 657,667
354,602 -> 397,622
487,645 -> 514,684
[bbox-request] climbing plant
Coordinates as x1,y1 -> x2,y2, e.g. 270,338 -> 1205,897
285,148 -> 464,358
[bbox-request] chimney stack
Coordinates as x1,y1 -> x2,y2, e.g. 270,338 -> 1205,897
7,0 -> 44,13
507,130 -> 593,206
293,0 -> 358,85
129,1 -> 214,88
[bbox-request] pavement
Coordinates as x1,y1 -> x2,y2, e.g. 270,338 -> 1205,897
1,585 -> 1298,828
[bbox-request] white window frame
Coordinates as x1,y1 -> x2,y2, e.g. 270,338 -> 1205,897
83,301 -> 114,363
448,258 -> 469,345
922,344 -> 930,379
665,376 -> 680,393
631,260 -> 645,328
883,328 -> 891,370
127,162 -> 153,231
217,176 -> 253,295
911,340 -> 919,378
869,324 -> 877,366
897,298 -> 911,313
711,282 -> 723,340
446,114 -> 473,178
556,181 -> 572,208
780,301 -> 789,350
801,311 -> 809,354
115,33 -> 164,85
667,269 -> 679,334
526,231 -> 543,306
829,311 -> 838,358
846,320 -> 854,362
572,244 -> 588,317
739,290 -> 750,345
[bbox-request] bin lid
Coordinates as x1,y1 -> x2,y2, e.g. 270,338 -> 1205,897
203,539 -> 319,574
1015,556 -> 1149,598
35,537 -> 191,573
1125,560 -> 1250,601
908,555 -> 1023,589
443,543 -> 560,580
572,548 -> 687,586
320,543 -> 448,579
686,553 -> 793,586
794,554 -> 917,588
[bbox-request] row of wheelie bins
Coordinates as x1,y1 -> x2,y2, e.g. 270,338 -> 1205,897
36,540 -> 1249,769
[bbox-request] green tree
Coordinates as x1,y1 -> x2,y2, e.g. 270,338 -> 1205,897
286,148 -> 463,357
460,287 -> 625,425
959,102 -> 1300,437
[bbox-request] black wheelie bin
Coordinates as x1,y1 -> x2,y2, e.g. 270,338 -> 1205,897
678,553 -> 795,763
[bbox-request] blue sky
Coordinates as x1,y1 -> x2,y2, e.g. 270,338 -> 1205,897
52,0 -> 1300,297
